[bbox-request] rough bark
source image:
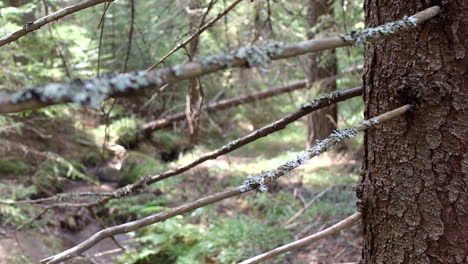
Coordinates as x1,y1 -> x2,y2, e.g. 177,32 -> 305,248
306,0 -> 338,146
358,1 -> 467,263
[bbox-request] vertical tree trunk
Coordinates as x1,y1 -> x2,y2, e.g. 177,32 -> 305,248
358,1 -> 467,263
186,0 -> 202,146
306,0 -> 338,147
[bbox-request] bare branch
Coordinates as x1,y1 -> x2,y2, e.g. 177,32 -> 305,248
0,0 -> 114,47
2,86 -> 363,208
283,184 -> 336,227
92,86 -> 364,205
40,187 -> 245,264
239,212 -> 362,264
0,6 -> 439,114
40,105 -> 410,264
146,0 -> 244,71
140,67 -> 361,133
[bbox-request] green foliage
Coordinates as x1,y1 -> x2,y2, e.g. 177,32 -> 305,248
150,130 -> 189,153
107,194 -> 172,222
118,214 -> 293,264
0,159 -> 30,175
119,152 -> 165,185
0,183 -> 38,226
32,158 -> 97,193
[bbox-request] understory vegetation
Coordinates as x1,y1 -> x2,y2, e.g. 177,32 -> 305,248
0,0 -> 365,263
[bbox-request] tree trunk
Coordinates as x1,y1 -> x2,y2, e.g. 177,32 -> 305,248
186,0 -> 202,146
358,2 -> 467,263
306,0 -> 338,147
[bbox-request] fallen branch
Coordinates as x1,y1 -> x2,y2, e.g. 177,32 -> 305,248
140,67 -> 361,133
239,212 -> 362,264
0,0 -> 113,47
0,6 -> 439,114
40,105 -> 411,264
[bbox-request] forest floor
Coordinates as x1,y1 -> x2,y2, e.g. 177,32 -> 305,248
0,111 -> 363,264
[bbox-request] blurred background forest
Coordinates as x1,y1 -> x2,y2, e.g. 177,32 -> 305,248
0,0 -> 366,263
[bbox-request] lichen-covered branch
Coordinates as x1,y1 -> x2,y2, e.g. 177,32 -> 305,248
239,212 -> 362,264
0,7 -> 439,114
92,86 -> 364,205
40,105 -> 410,264
12,86 -> 362,209
0,0 -> 113,47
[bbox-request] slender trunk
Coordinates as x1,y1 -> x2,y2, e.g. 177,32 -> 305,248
358,2 -> 467,263
186,0 -> 202,146
306,0 -> 337,147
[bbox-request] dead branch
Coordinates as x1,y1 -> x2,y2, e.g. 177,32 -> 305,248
140,67 -> 360,133
94,86 -> 364,205
40,105 -> 410,264
0,0 -> 114,47
0,6 -> 439,114
146,0 -> 244,71
8,86 -> 362,209
239,212 -> 362,264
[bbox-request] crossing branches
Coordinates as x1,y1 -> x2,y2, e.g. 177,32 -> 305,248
0,0 -> 114,47
0,6 -> 439,114
139,67 -> 361,134
7,86 -> 363,209
40,105 -> 411,264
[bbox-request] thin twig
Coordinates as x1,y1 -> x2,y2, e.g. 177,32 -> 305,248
97,3 -> 108,77
0,0 -> 113,47
146,0 -> 244,71
123,0 -> 135,72
283,184 -> 337,227
139,68 -> 360,132
88,208 -> 125,250
40,105 -> 410,264
16,208 -> 49,231
239,212 -> 362,264
97,2 -> 112,29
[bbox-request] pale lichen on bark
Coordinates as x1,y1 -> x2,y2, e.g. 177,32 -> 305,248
242,127 -> 357,192
194,41 -> 284,72
340,16 -> 418,45
4,71 -> 153,108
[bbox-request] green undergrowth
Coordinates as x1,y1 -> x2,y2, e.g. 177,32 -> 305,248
118,210 -> 293,264
111,143 -> 358,264
0,159 -> 30,175
0,182 -> 43,227
119,151 -> 167,186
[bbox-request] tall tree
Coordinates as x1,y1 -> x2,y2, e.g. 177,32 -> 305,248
186,0 -> 202,146
306,0 -> 338,147
358,2 -> 467,263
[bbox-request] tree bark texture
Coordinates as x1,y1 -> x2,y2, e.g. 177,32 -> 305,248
306,0 -> 338,146
186,0 -> 202,146
358,1 -> 467,263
